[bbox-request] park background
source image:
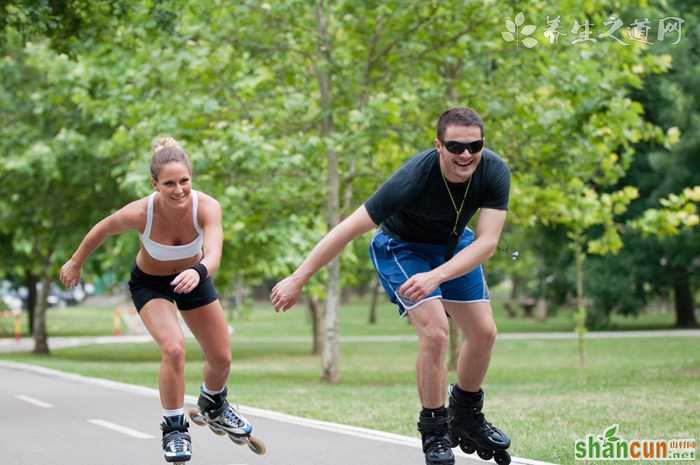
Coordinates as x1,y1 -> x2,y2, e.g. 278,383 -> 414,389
0,1 -> 698,464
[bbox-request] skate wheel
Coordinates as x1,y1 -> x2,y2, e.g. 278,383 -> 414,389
477,447 -> 493,461
229,434 -> 246,446
208,424 -> 226,436
247,435 -> 266,455
494,450 -> 511,465
459,439 -> 476,454
187,407 -> 206,426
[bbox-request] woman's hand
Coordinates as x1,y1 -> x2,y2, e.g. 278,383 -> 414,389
171,268 -> 200,294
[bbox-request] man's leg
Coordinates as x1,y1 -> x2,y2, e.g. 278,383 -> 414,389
407,298 -> 450,408
443,301 -> 510,464
443,301 -> 497,392
405,299 -> 454,465
369,232 -> 453,464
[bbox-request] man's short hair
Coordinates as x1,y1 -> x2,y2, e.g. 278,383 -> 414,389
436,107 -> 484,140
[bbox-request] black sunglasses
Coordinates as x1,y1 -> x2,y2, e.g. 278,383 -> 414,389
443,139 -> 484,154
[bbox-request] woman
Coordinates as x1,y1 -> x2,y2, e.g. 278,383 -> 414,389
59,137 -> 254,463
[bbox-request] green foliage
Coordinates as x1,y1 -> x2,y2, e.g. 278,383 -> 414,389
632,186 -> 700,236
2,0 -> 698,338
583,0 -> 700,326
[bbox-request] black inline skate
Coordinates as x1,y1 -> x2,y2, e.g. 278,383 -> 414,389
417,408 -> 455,465
448,385 -> 511,465
188,386 -> 266,455
161,415 -> 192,464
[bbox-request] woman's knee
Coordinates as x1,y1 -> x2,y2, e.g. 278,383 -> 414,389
209,350 -> 232,371
161,339 -> 186,366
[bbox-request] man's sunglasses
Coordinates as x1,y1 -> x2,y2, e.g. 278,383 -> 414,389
443,139 -> 484,155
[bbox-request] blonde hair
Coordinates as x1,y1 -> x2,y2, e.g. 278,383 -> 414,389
150,136 -> 192,180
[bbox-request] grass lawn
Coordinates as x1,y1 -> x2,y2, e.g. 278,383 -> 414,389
1,288 -> 693,464
2,332 -> 697,464
0,285 -> 679,338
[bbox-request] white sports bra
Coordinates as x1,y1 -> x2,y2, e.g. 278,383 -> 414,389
139,191 -> 204,261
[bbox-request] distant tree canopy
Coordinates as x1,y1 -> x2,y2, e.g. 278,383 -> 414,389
1,0 -> 697,357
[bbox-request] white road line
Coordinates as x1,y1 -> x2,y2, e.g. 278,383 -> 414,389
87,419 -> 154,439
15,394 -> 53,408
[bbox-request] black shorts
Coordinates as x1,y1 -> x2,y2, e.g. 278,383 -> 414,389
128,264 -> 219,312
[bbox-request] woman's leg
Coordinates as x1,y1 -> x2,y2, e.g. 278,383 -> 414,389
180,300 -> 231,391
139,299 -> 186,409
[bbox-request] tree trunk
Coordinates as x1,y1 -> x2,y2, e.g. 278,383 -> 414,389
25,271 -> 38,336
504,276 -> 519,318
368,278 -> 380,324
33,261 -> 51,355
315,0 -> 340,384
307,294 -> 325,355
673,271 -> 697,328
573,237 -> 587,368
230,274 -> 245,321
535,297 -> 549,321
322,259 -> 341,383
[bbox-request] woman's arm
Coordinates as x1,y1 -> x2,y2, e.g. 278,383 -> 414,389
59,200 -> 144,288
170,193 -> 223,294
197,193 -> 223,276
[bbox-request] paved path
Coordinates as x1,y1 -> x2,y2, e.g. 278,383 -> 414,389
1,329 -> 698,354
0,362 -> 551,465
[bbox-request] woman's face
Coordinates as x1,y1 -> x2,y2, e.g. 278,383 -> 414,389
153,162 -> 192,207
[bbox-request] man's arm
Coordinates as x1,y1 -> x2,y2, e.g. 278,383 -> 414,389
398,208 -> 507,301
271,205 -> 377,311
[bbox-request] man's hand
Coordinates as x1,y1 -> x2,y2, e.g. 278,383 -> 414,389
59,259 -> 82,288
171,269 -> 200,294
398,271 -> 441,303
271,275 -> 305,312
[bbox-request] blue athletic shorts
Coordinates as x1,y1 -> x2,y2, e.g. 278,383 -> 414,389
369,228 -> 490,317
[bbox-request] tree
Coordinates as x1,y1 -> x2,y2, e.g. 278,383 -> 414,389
585,0 -> 700,329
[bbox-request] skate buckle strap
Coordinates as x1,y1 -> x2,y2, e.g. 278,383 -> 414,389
417,415 -> 450,433
418,415 -> 452,453
161,421 -> 189,434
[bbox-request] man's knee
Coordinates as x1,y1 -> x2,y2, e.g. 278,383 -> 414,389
420,324 -> 450,355
472,322 -> 497,348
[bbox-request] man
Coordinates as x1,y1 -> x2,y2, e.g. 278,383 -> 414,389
270,107 -> 512,465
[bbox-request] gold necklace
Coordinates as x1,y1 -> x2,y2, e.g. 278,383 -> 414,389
441,171 -> 472,237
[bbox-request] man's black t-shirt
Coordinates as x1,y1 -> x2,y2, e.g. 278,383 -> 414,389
364,148 -> 510,244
